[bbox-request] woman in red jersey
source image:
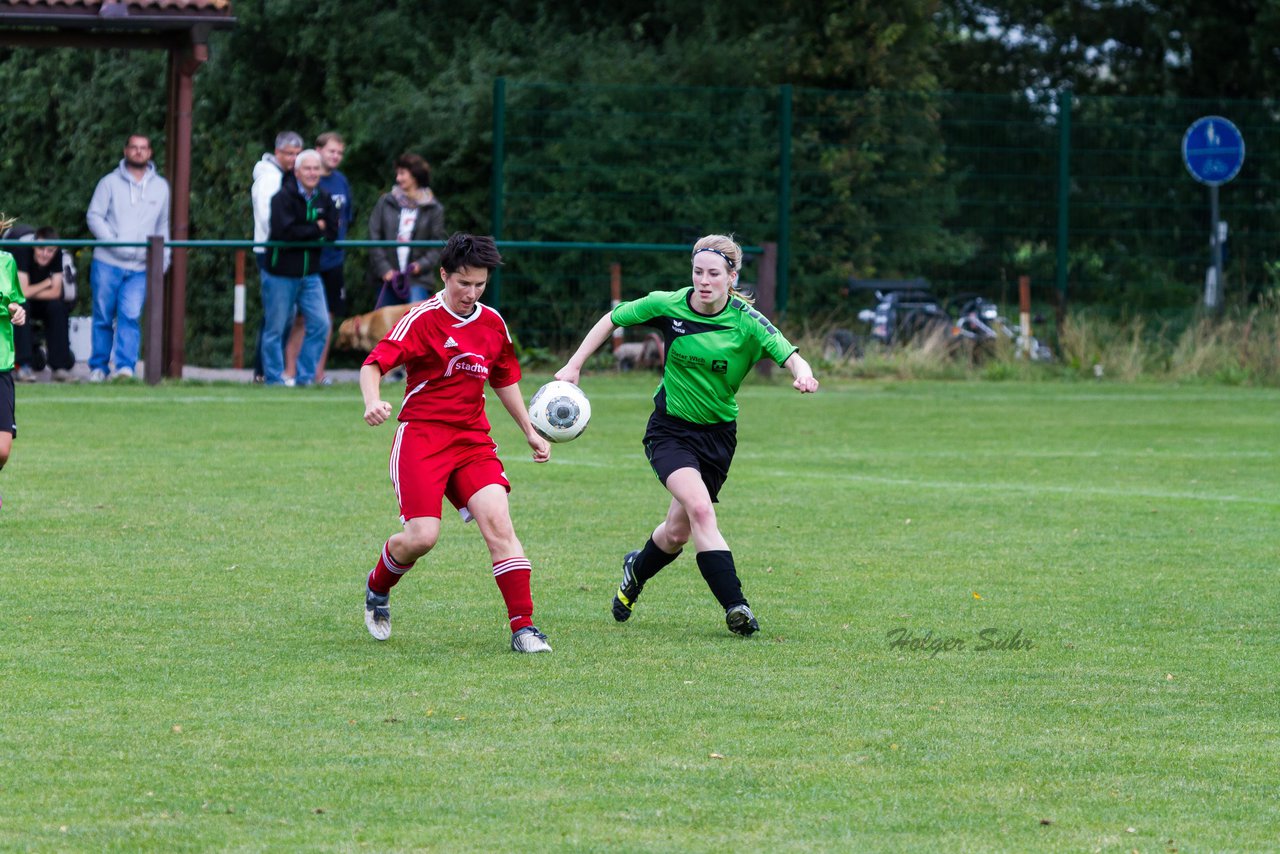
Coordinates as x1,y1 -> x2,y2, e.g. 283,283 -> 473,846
359,233 -> 553,653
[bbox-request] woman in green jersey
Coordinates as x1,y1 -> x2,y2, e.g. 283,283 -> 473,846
556,234 -> 818,636
1,213 -> 30,503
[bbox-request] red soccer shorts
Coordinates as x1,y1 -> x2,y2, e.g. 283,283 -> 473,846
389,421 -> 511,523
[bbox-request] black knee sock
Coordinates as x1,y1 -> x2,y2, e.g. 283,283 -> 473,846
696,550 -> 747,610
633,537 -> 681,585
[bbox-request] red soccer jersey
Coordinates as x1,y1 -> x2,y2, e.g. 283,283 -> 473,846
364,295 -> 522,430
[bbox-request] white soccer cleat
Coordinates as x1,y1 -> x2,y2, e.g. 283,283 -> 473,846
510,626 -> 552,653
364,587 -> 391,641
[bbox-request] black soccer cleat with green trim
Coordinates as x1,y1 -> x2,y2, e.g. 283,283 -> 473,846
611,550 -> 643,622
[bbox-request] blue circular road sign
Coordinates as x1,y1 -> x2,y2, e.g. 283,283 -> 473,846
1183,116 -> 1245,186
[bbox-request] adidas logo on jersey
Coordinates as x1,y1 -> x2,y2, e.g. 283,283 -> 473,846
444,336 -> 459,348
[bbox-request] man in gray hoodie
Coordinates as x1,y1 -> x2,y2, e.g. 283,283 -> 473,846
85,134 -> 171,382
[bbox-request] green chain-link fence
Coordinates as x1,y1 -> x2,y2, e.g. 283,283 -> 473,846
29,81 -> 1278,367
490,80 -> 1280,347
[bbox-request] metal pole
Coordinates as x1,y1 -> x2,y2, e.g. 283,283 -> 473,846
144,235 -> 165,386
1205,184 -> 1222,310
1055,89 -> 1072,304
776,84 -> 793,314
489,77 -> 506,309
610,262 -> 622,352
756,242 -> 778,378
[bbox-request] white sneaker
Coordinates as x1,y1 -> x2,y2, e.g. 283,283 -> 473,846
52,368 -> 72,383
511,626 -> 552,653
88,368 -> 107,383
112,366 -> 134,380
283,377 -> 296,387
15,366 -> 36,383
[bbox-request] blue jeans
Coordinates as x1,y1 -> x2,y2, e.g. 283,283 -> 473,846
90,260 -> 147,373
260,269 -> 328,385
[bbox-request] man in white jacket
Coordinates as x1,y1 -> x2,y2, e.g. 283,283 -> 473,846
85,134 -> 171,382
250,131 -> 303,383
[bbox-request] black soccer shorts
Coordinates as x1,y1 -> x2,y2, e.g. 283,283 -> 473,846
642,409 -> 736,502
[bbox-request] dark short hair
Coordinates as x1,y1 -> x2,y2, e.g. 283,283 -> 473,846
439,233 -> 502,274
34,226 -> 59,240
316,131 -> 345,148
395,152 -> 432,188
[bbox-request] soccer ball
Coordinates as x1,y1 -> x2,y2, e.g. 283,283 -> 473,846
528,381 -> 591,443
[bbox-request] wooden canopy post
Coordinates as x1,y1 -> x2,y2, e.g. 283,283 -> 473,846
164,31 -> 209,379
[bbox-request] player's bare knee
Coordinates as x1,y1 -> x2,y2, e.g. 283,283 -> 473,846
685,501 -> 717,530
482,529 -> 522,560
398,530 -> 438,560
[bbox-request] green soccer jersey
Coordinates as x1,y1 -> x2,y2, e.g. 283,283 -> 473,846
0,251 -> 24,372
611,287 -> 798,424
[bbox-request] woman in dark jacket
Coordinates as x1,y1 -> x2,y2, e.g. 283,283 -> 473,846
368,153 -> 446,308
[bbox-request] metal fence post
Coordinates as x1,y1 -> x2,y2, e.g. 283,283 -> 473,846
756,242 -> 777,377
777,84 -> 793,314
145,235 -> 165,386
490,76 -> 507,309
1056,89 -> 1072,305
610,262 -> 623,352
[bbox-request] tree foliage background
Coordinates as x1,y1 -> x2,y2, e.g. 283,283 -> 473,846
0,0 -> 1274,361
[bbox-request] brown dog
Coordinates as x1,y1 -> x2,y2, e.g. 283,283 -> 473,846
614,332 -> 664,371
334,302 -> 424,352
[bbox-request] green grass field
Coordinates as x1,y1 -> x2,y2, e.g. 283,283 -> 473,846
2,376 -> 1277,852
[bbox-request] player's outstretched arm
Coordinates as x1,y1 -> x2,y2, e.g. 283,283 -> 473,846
360,363 -> 393,426
555,312 -> 616,385
493,382 -> 550,463
784,352 -> 819,393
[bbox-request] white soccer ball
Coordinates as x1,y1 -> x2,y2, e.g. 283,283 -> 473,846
528,381 -> 591,443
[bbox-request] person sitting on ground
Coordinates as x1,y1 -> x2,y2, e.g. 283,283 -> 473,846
12,226 -> 75,383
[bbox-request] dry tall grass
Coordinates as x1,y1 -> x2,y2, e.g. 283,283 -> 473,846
804,298 -> 1280,386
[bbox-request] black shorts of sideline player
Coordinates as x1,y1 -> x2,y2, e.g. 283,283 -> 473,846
555,232 -> 820,637
0,370 -> 16,441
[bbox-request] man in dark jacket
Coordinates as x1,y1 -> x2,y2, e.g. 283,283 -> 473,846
261,149 -> 338,386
